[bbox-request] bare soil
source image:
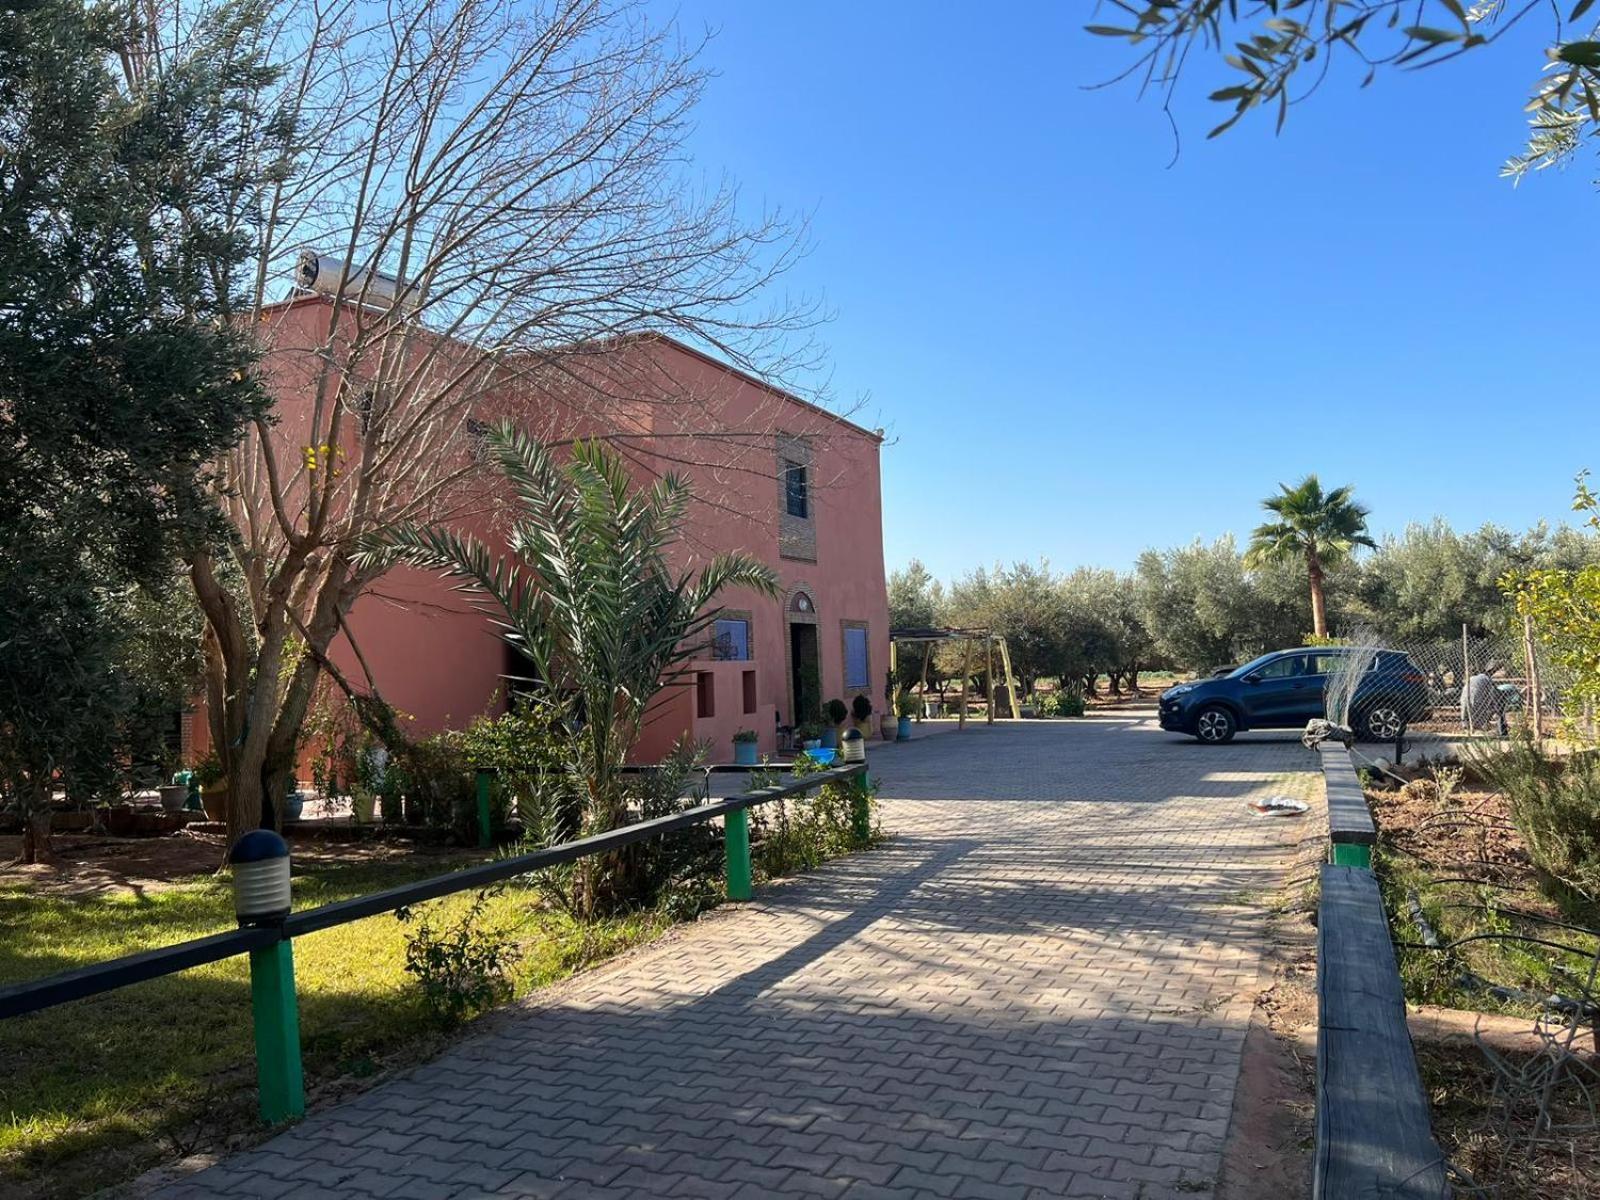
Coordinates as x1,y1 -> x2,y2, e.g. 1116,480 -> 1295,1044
1215,807 -> 1323,1199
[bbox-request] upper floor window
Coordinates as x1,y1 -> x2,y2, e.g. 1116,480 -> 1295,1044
712,617 -> 750,661
783,460 -> 809,519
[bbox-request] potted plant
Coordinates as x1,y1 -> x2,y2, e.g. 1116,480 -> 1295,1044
350,743 -> 387,824
851,693 -> 874,739
796,722 -> 823,751
157,777 -> 191,814
895,690 -> 916,741
732,728 -> 759,766
822,698 -> 848,748
194,751 -> 228,823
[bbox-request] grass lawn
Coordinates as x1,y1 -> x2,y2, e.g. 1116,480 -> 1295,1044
0,852 -> 668,1199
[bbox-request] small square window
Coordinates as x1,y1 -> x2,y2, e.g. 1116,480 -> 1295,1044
712,617 -> 750,661
783,460 -> 809,519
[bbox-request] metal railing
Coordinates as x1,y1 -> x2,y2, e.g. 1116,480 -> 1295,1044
0,763 -> 869,1125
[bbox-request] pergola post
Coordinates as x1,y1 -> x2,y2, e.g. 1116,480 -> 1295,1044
998,637 -> 1021,718
917,639 -> 931,722
959,638 -> 971,730
985,636 -> 995,725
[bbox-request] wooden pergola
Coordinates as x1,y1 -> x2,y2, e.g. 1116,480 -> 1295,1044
889,627 -> 1023,730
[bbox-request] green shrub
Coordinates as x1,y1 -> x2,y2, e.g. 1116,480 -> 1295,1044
825,698 -> 849,727
1030,688 -> 1084,718
390,733 -> 475,839
1474,738 -> 1600,907
752,758 -> 878,877
851,694 -> 873,721
398,888 -> 521,1026
459,700 -> 577,839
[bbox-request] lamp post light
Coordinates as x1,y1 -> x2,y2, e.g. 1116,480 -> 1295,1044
840,727 -> 866,765
229,830 -> 304,1123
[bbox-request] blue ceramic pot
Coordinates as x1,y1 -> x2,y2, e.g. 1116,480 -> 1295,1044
733,739 -> 758,766
897,716 -> 912,741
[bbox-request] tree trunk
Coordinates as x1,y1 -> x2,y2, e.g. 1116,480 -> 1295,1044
1128,663 -> 1140,694
1308,554 -> 1328,639
20,779 -> 51,864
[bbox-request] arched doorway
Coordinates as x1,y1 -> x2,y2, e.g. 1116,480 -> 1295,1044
785,588 -> 820,726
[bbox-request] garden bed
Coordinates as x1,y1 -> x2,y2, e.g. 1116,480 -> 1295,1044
1363,758 -> 1600,1194
1368,770 -> 1600,1018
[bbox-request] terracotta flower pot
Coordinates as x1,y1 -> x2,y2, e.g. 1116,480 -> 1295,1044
201,785 -> 228,823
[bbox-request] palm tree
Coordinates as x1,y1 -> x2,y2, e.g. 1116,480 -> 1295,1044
365,422 -> 777,913
1243,475 -> 1374,639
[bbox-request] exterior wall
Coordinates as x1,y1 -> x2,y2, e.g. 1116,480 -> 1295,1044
625,338 -> 891,761
238,299 -> 889,765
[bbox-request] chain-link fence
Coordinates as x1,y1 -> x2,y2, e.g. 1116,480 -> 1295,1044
1323,624 -> 1574,760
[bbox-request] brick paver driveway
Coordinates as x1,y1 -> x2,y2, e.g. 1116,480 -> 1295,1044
152,715 -> 1316,1200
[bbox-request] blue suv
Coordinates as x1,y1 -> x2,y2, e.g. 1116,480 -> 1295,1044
1159,647 -> 1430,744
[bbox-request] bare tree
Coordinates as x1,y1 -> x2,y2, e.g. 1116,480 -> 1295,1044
139,0 -> 819,840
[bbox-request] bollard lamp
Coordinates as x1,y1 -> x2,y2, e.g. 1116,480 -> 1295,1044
840,727 -> 865,764
230,830 -> 292,925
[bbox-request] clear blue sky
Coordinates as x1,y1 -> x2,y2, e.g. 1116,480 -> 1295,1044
655,2 -> 1594,579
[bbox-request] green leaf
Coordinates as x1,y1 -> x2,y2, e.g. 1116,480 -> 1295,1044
1557,41 -> 1600,69
1402,26 -> 1463,45
1572,0 -> 1597,23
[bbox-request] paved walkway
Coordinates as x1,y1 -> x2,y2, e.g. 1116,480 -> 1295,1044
152,716 -> 1317,1200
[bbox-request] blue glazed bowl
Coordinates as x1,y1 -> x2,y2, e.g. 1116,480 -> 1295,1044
804,748 -> 837,767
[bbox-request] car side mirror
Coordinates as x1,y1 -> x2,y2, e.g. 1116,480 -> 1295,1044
1243,673 -> 1261,684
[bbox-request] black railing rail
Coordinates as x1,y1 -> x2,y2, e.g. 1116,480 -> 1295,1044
0,926 -> 280,1020
287,765 -> 859,937
0,762 -> 864,1023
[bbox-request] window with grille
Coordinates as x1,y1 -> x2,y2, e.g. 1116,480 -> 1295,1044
783,460 -> 809,519
712,618 -> 750,661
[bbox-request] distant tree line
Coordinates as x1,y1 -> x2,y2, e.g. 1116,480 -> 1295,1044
889,520 -> 1600,699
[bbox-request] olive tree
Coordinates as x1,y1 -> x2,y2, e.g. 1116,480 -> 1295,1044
1089,2 -> 1600,177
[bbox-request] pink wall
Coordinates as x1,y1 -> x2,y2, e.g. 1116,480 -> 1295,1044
236,299 -> 889,765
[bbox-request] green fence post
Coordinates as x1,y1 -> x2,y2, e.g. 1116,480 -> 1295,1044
725,807 -> 752,901
1330,842 -> 1372,870
476,769 -> 493,849
248,939 -> 305,1124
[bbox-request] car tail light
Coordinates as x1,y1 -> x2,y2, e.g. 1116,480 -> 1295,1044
1402,672 -> 1424,683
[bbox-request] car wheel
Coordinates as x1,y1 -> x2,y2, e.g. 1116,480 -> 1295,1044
1360,705 -> 1407,743
1195,706 -> 1236,745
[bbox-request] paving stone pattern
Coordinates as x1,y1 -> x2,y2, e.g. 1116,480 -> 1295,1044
151,716 -> 1316,1200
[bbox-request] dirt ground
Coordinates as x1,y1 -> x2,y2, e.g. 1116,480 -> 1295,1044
0,830 -> 480,899
1214,819 -> 1321,1200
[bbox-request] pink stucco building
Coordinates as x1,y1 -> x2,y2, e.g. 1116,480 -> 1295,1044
242,296 -> 890,764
